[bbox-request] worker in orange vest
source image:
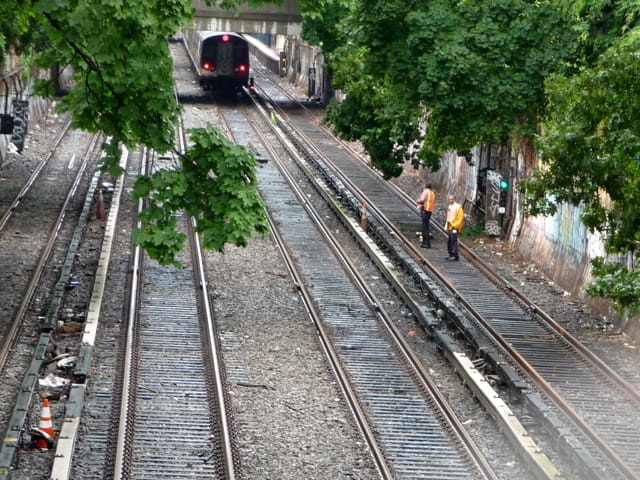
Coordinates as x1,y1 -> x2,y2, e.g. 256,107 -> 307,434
416,184 -> 436,248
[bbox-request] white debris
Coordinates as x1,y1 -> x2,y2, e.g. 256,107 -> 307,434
39,373 -> 70,389
57,356 -> 77,370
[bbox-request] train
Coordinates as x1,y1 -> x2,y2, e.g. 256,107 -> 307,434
183,30 -> 250,92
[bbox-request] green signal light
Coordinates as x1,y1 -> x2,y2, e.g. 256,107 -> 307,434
500,179 -> 509,190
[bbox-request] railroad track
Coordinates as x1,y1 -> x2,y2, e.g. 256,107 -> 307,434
0,124 -> 104,477
113,210 -> 233,478
46,144 -> 238,479
110,145 -> 237,476
249,69 -> 640,479
0,110 -> 237,477
0,118 -> 75,365
215,100 -> 497,479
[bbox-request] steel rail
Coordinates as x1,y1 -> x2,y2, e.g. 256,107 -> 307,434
0,131 -> 101,478
243,101 -> 497,480
114,115 -> 237,478
247,124 -> 394,480
0,118 -> 72,232
272,86 -> 640,408
215,102 -> 396,478
259,85 -> 639,479
112,147 -> 147,480
181,114 -> 238,480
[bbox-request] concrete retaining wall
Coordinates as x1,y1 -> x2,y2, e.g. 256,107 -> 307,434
278,37 -> 325,101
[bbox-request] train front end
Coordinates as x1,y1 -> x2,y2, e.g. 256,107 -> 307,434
199,33 -> 249,92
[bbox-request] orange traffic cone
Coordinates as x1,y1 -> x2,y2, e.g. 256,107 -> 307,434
33,398 -> 55,450
360,203 -> 368,231
96,189 -> 105,220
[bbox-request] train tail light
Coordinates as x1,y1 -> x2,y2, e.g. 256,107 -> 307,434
238,64 -> 247,73
221,34 -> 230,43
202,62 -> 212,71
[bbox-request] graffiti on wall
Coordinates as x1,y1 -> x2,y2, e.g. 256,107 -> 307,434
485,170 -> 502,216
544,203 -> 587,265
485,169 -> 503,236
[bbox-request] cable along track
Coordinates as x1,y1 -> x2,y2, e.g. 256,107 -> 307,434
255,82 -> 640,479
218,104 -> 495,480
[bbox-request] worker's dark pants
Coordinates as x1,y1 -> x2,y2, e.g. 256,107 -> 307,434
447,230 -> 459,259
421,210 -> 432,246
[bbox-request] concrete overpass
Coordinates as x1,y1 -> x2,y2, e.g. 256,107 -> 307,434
191,0 -> 302,36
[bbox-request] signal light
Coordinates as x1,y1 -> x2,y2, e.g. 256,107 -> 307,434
499,176 -> 508,213
498,175 -> 508,212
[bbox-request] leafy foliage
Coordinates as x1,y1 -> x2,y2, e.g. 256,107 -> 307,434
588,258 -> 640,316
298,0 -> 354,56
324,0 -> 579,176
201,0 -> 277,9
31,0 -> 190,170
2,0 -> 269,265
7,0 -> 640,310
525,29 -> 640,312
0,0 -> 38,56
133,128 -> 269,267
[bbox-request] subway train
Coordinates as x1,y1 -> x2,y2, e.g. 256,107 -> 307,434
183,30 -> 250,92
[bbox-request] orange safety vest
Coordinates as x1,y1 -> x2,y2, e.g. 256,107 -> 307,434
417,189 -> 435,212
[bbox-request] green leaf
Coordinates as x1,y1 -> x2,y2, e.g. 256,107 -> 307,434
131,126 -> 268,264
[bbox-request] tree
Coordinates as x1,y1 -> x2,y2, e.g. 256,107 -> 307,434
8,0 -> 640,312
1,0 -> 268,266
323,0 -> 580,177
133,128 -> 267,266
298,0 -> 349,55
525,28 -> 640,314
